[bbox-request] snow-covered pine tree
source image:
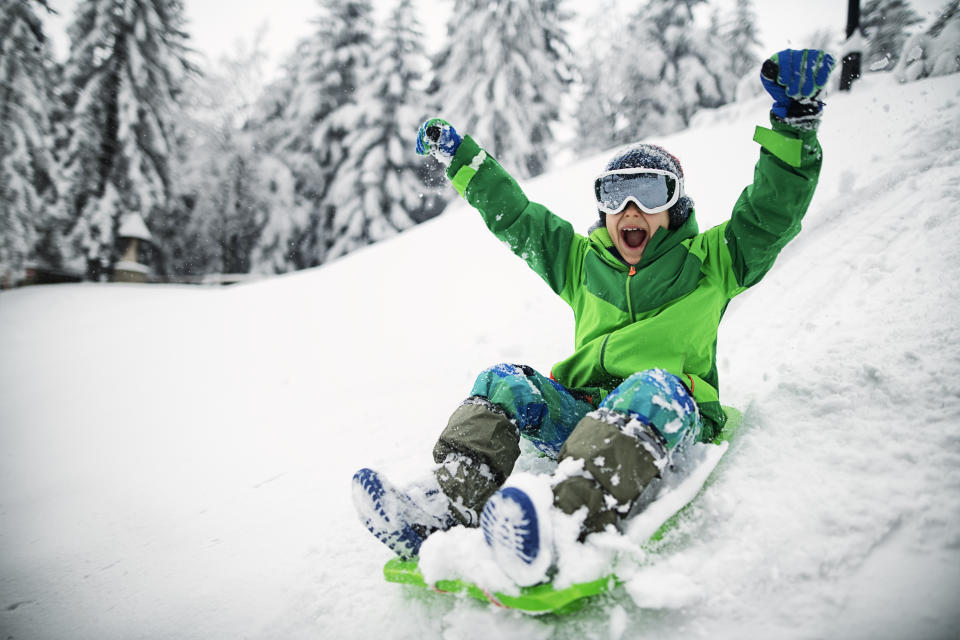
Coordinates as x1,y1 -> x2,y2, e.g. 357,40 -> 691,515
252,0 -> 375,269
574,67 -> 621,154
895,0 -> 960,81
169,36 -> 275,277
59,0 -> 194,280
927,0 -> 959,37
0,0 -> 61,286
324,0 -> 433,260
726,0 -> 762,81
243,42 -> 310,273
248,42 -> 303,154
182,134 -> 268,274
574,0 -> 634,153
861,0 -> 923,71
430,0 -> 574,178
247,154 -> 300,274
620,0 -> 735,139
576,0 -> 735,149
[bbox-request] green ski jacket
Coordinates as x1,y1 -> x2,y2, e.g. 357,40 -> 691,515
445,117 -> 822,441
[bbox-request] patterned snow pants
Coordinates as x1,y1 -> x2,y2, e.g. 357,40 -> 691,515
432,363 -> 703,534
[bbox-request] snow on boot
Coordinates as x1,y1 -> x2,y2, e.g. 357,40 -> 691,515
480,473 -> 554,587
352,468 -> 455,560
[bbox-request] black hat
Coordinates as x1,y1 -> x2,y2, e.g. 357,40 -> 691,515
599,143 -> 693,230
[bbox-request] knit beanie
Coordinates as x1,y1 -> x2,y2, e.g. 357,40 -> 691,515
598,143 -> 693,230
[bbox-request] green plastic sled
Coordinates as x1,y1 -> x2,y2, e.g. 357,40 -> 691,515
383,406 -> 742,613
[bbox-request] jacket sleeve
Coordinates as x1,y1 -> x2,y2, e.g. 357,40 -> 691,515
724,115 -> 823,290
446,135 -> 586,297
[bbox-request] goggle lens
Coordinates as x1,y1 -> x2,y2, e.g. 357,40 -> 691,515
595,171 -> 679,214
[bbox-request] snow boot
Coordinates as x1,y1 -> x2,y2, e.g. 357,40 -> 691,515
480,473 -> 555,587
352,468 -> 457,560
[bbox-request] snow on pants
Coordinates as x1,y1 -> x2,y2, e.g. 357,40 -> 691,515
432,363 -> 702,533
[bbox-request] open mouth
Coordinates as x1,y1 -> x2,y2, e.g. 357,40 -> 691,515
621,227 -> 648,250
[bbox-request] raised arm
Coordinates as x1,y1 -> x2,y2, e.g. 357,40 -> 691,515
415,118 -> 583,297
725,49 -> 836,290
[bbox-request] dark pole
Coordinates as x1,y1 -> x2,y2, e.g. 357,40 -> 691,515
840,0 -> 862,91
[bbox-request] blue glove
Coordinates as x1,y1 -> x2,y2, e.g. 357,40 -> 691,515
415,118 -> 461,164
761,49 -> 836,121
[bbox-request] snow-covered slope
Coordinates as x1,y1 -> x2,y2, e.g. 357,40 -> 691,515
2,73 -> 959,640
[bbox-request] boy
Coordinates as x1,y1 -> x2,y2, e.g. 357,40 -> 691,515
353,49 -> 835,586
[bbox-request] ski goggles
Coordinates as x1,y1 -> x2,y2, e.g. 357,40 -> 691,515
594,168 -> 683,215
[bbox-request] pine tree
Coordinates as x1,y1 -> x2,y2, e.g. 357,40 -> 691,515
184,133 -> 268,274
726,0 -> 762,80
576,0 -> 736,149
928,0 -> 960,37
324,0 -> 433,260
169,35 -> 274,277
251,0 -> 375,269
574,0 -> 633,153
625,0 -> 734,138
59,0 -> 194,280
861,0 -> 923,70
248,154 -> 300,274
895,0 -> 960,80
244,43 -> 311,273
431,0 -> 575,178
0,0 -> 61,286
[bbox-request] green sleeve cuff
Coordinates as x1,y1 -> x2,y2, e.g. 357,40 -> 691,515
753,125 -> 802,167
753,113 -> 822,168
446,135 -> 485,196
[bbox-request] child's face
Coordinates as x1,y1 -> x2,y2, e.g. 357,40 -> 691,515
605,202 -> 670,265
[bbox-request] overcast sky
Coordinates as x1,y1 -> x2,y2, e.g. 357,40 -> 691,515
40,0 -> 950,80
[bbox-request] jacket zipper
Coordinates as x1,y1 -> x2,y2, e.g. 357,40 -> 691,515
601,265 -> 636,375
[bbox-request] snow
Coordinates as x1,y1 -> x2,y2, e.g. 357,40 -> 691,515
896,14 -> 960,81
116,213 -> 153,242
2,72 -> 960,639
